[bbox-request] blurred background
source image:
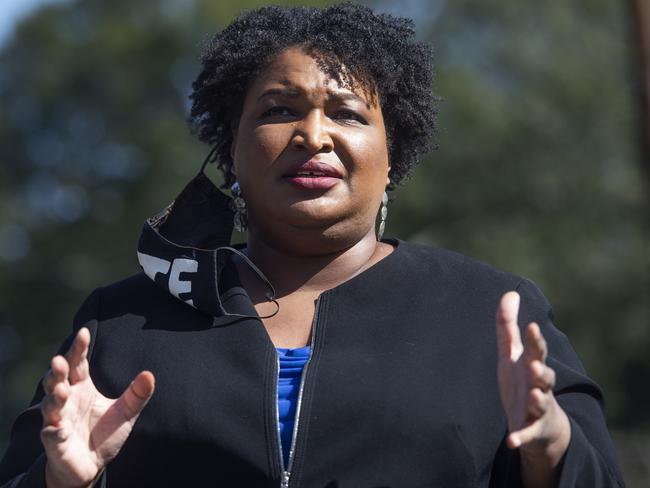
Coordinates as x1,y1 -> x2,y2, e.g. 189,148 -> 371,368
0,0 -> 648,484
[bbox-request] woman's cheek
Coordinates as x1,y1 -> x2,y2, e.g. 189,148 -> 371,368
342,129 -> 388,167
253,126 -> 292,160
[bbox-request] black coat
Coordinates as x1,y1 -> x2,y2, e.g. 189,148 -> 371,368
0,240 -> 624,487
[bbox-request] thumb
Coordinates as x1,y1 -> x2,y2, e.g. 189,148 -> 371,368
496,291 -> 523,361
115,371 -> 155,422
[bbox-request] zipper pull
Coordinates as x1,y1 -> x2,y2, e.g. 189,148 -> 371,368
281,471 -> 290,488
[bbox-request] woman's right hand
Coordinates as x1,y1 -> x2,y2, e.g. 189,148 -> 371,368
40,328 -> 155,488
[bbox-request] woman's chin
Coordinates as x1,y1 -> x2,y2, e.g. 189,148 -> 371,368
282,198 -> 347,224
283,210 -> 345,230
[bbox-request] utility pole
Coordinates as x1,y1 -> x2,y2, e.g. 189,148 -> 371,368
631,0 -> 650,190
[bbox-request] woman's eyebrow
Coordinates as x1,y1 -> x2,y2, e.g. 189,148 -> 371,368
257,87 -> 367,104
257,88 -> 301,102
326,90 -> 365,103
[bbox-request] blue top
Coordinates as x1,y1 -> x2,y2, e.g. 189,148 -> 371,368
276,346 -> 311,467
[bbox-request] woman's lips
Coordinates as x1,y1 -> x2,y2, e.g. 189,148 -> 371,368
283,160 -> 343,190
284,175 -> 341,190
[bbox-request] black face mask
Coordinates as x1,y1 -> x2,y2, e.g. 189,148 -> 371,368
136,152 -> 278,321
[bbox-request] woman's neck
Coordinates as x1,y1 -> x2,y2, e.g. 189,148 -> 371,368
238,229 -> 393,299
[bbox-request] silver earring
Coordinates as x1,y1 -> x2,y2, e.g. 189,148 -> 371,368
230,181 -> 247,232
377,190 -> 388,241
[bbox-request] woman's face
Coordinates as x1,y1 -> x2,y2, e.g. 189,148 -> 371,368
231,47 -> 390,250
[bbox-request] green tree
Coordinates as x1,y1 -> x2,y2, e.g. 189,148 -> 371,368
387,0 -> 649,428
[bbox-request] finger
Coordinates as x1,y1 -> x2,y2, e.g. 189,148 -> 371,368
114,371 -> 156,422
507,419 -> 543,449
42,355 -> 70,395
528,360 -> 556,392
41,381 -> 70,426
523,322 -> 547,362
496,291 -> 523,361
65,328 -> 91,384
527,387 -> 550,419
42,365 -> 62,395
41,424 -> 69,446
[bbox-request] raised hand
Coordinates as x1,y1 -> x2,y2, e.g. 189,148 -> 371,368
40,328 -> 155,488
496,292 -> 571,487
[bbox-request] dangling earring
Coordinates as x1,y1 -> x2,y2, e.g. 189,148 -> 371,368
377,190 -> 389,241
230,181 -> 247,232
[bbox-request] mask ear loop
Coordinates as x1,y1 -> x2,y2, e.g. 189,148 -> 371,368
200,147 -> 278,320
213,246 -> 280,320
199,145 -> 219,175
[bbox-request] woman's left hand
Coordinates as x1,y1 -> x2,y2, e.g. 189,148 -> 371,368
496,291 -> 571,487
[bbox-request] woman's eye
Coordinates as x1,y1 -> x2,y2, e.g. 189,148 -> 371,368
261,106 -> 294,118
333,110 -> 367,125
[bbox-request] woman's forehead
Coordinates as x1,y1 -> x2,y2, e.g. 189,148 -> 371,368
248,47 -> 378,106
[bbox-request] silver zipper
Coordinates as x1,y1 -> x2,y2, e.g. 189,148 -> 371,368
280,471 -> 290,488
275,355 -> 288,486
278,297 -> 321,488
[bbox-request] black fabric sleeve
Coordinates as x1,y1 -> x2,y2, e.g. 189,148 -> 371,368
0,289 -> 103,488
515,279 -> 625,488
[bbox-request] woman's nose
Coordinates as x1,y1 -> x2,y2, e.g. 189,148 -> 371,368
291,110 -> 334,153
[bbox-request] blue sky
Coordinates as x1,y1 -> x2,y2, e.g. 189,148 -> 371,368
0,0 -> 69,48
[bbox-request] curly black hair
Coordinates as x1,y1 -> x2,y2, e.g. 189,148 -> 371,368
190,2 -> 437,190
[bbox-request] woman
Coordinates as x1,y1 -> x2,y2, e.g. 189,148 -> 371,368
0,4 -> 623,487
